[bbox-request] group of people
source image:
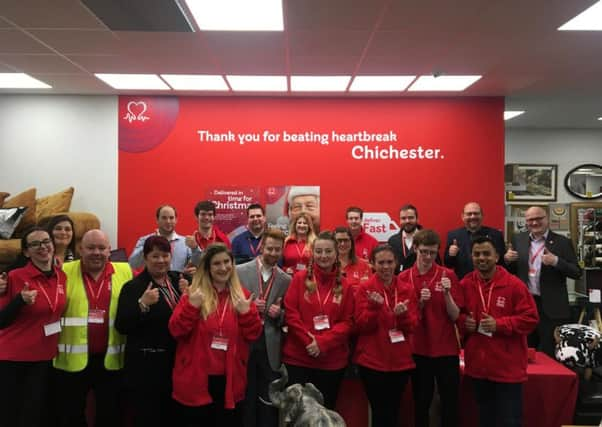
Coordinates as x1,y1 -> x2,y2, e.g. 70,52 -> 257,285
0,197 -> 581,427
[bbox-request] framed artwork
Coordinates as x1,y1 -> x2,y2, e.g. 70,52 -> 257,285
505,164 -> 558,201
505,204 -> 549,242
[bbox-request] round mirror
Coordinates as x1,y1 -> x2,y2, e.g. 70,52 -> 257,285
564,164 -> 602,199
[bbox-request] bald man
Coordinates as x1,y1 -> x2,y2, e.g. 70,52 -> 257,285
444,202 -> 505,279
54,229 -> 133,427
504,206 -> 581,356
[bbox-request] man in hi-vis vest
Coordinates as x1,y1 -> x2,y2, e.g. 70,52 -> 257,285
54,229 -> 133,427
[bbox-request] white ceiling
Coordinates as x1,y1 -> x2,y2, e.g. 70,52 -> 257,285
1,0 -> 602,128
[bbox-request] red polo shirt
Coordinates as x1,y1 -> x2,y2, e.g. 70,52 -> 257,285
194,226 -> 232,250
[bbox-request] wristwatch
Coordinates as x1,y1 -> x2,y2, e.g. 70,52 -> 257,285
138,298 -> 150,313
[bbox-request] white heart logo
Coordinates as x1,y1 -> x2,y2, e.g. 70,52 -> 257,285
127,101 -> 147,119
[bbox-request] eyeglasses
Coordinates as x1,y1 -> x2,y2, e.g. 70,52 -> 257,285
525,216 -> 545,223
27,239 -> 53,249
417,248 -> 438,257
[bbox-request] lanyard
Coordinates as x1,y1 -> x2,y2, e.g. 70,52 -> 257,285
157,278 -> 178,311
477,277 -> 495,314
256,258 -> 276,300
294,241 -> 306,259
315,284 -> 333,314
195,229 -> 216,249
248,237 -> 260,257
83,273 -> 106,309
409,265 -> 440,289
382,285 -> 398,312
216,295 -> 229,336
35,277 -> 61,313
529,241 -> 545,266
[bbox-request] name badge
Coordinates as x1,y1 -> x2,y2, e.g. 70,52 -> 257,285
211,335 -> 229,351
88,309 -> 105,324
44,321 -> 62,336
388,329 -> 405,343
528,268 -> 537,278
313,315 -> 330,330
477,323 -> 493,337
296,263 -> 306,271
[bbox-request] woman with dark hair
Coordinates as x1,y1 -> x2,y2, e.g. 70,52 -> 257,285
115,235 -> 189,427
0,226 -> 67,427
282,231 -> 354,409
354,244 -> 417,427
47,214 -> 76,266
334,226 -> 371,294
282,213 -> 317,275
169,243 -> 262,427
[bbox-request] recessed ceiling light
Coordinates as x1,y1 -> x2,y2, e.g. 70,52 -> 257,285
0,73 -> 51,89
407,75 -> 482,91
598,116 -> 602,121
185,0 -> 283,31
504,111 -> 525,120
349,76 -> 416,92
161,74 -> 228,90
558,1 -> 602,31
291,76 -> 351,92
94,74 -> 170,90
226,75 -> 287,91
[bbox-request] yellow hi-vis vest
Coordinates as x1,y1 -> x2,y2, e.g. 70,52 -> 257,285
54,260 -> 133,372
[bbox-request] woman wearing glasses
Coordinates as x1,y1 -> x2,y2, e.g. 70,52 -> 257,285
334,226 -> 371,294
0,226 -> 67,427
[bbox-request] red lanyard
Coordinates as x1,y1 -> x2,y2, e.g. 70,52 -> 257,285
216,294 -> 230,336
249,237 -> 260,257
35,277 -> 61,313
295,241 -> 306,259
477,277 -> 495,314
410,265 -> 439,289
315,284 -> 333,314
382,284 -> 398,312
256,259 -> 276,300
158,278 -> 178,311
529,241 -> 545,266
83,273 -> 106,309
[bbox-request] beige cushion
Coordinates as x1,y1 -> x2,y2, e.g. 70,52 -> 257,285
3,188 -> 36,236
36,187 -> 74,223
0,192 -> 9,207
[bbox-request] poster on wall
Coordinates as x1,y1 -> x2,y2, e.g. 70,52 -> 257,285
117,96 -> 505,253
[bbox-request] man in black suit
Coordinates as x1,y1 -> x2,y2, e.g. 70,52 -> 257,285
504,206 -> 582,356
444,202 -> 505,279
388,203 -> 421,273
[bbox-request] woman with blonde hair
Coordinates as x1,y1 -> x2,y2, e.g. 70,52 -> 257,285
169,243 -> 262,427
282,213 -> 317,275
282,231 -> 354,409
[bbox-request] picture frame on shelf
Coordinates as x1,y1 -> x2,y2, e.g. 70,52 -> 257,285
505,164 -> 558,201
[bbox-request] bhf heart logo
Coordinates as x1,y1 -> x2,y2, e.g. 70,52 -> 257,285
119,97 -> 179,153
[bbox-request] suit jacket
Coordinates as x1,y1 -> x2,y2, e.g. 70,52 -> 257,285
444,225 -> 506,279
508,230 -> 581,319
236,259 -> 291,371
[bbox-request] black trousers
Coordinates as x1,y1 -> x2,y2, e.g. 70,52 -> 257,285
176,375 -> 242,427
412,354 -> 459,427
284,363 -> 346,410
243,342 -> 279,427
0,360 -> 52,427
471,378 -> 523,427
54,354 -> 124,427
358,365 -> 411,427
528,296 -> 565,357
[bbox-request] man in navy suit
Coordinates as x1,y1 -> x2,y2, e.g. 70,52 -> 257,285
444,202 -> 505,279
504,206 -> 581,356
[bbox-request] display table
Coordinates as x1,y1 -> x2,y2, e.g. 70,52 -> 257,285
336,352 -> 578,427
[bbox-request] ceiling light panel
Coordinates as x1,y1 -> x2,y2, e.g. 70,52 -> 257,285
558,1 -> 602,31
185,0 -> 284,31
291,76 -> 351,92
161,74 -> 228,90
0,73 -> 51,89
226,75 -> 287,91
349,76 -> 416,92
408,75 -> 482,91
504,111 -> 525,120
94,74 -> 170,90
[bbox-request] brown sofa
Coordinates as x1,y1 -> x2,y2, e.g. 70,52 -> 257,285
0,187 -> 100,272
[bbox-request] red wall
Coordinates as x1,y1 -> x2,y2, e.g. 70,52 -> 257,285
118,96 -> 505,253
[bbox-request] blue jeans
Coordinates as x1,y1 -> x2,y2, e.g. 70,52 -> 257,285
471,377 -> 523,427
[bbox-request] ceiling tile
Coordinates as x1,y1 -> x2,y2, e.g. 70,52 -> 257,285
0,29 -> 52,54
289,30 -> 369,58
286,0 -> 388,30
0,0 -> 106,29
29,29 -> 120,55
0,54 -> 86,74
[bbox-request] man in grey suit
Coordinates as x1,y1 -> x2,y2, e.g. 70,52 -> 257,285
237,227 -> 291,427
504,206 -> 581,356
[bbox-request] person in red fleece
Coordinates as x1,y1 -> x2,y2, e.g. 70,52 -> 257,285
282,231 -> 354,410
398,229 -> 462,427
282,213 -> 317,276
185,200 -> 231,254
334,226 -> 371,294
346,207 -> 379,261
460,236 -> 538,427
354,244 -> 417,427
0,227 -> 67,427
169,244 -> 262,427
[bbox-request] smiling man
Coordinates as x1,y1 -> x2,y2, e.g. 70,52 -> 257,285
346,206 -> 378,261
232,203 -> 267,265
445,202 -> 505,279
388,204 -> 422,273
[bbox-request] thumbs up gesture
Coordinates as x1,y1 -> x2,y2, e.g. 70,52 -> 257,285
267,297 -> 283,319
440,269 -> 451,293
235,292 -> 255,315
178,273 -> 189,294
465,311 -> 477,333
480,312 -> 497,333
140,282 -> 160,307
0,272 -> 7,296
542,247 -> 558,266
21,282 -> 38,305
185,235 -> 198,250
187,287 -> 205,309
394,299 -> 410,316
504,242 -> 519,263
448,239 -> 460,257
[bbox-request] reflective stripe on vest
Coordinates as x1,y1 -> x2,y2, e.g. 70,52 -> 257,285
58,344 -> 125,355
61,317 -> 116,327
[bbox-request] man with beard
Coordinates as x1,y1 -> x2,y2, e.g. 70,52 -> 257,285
461,236 -> 538,427
232,204 -> 267,265
388,204 -> 430,273
445,202 -> 505,279
236,228 -> 291,427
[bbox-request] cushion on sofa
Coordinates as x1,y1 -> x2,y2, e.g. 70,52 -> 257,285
3,188 -> 36,235
36,187 -> 74,223
0,192 -> 10,206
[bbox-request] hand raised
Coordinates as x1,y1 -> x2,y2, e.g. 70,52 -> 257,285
254,297 -> 266,314
187,287 -> 205,309
441,270 -> 451,293
448,239 -> 459,257
267,297 -> 282,319
366,291 -> 384,305
504,243 -> 519,263
465,312 -> 477,333
185,235 -> 198,250
21,282 -> 38,305
178,274 -> 189,294
235,292 -> 255,315
140,283 -> 160,306
420,287 -> 431,303
542,247 -> 558,266
480,312 -> 496,333
394,299 -> 410,316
